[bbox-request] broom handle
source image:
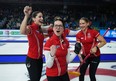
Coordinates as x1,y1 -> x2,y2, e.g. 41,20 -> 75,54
103,28 -> 110,37
75,54 -> 90,71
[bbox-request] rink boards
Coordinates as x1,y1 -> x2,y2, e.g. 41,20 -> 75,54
0,36 -> 116,63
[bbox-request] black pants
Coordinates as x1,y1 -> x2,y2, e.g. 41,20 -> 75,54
26,56 -> 43,81
47,72 -> 70,81
79,55 -> 100,81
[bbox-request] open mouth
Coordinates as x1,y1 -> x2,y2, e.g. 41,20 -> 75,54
39,20 -> 43,23
56,30 -> 60,33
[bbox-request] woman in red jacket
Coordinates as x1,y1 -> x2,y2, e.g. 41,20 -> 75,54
76,17 -> 106,81
44,17 -> 78,81
20,6 -> 50,81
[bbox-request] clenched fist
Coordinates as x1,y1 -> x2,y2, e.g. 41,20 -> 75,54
23,6 -> 32,17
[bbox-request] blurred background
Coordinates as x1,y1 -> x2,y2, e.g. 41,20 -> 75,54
0,0 -> 116,30
0,0 -> 116,81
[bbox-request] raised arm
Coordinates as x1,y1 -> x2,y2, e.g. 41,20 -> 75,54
42,24 -> 53,34
68,29 -> 80,36
20,6 -> 32,35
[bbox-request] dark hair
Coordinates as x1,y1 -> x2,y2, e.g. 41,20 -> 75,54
28,11 -> 42,25
80,17 -> 92,29
54,16 -> 65,29
28,11 -> 43,34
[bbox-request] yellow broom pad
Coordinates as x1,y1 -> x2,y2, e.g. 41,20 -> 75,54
68,71 -> 80,76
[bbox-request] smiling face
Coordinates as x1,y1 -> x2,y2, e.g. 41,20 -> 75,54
32,12 -> 43,26
79,19 -> 89,31
79,17 -> 90,31
53,20 -> 64,37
